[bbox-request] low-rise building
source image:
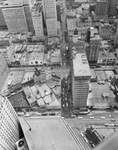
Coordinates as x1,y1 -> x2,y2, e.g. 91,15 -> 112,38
98,50 -> 116,65
87,82 -> 115,109
23,86 -> 36,106
28,52 -> 44,66
50,49 -> 62,65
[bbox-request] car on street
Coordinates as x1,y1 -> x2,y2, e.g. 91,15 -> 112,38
90,116 -> 94,119
101,116 -> 105,119
71,115 -> 76,118
84,137 -> 89,143
80,132 -> 84,137
110,118 -> 116,122
78,116 -> 83,119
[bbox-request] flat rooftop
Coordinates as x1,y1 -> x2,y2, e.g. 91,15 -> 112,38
19,116 -> 81,150
87,82 -> 115,108
73,53 -> 91,77
8,91 -> 29,108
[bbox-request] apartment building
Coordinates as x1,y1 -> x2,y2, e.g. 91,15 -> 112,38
72,53 -> 91,108
0,95 -> 20,150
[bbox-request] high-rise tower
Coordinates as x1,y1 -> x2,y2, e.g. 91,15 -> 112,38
0,95 -> 20,150
95,0 -> 108,21
43,0 -> 57,36
86,28 -> 101,63
31,2 -> 44,38
72,53 -> 91,109
108,0 -> 117,16
2,0 -> 34,33
2,5 -> 28,33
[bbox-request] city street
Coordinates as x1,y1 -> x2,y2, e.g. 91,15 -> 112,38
65,115 -> 118,149
61,77 -> 71,117
66,114 -> 118,131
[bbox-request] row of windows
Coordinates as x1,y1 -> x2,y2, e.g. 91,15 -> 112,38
1,109 -> 19,133
0,134 -> 15,150
4,98 -> 18,121
1,120 -> 18,142
1,107 -> 18,129
0,144 -> 6,150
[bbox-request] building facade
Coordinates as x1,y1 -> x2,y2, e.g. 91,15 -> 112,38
23,5 -> 34,32
95,0 -> 108,21
0,7 -> 7,29
99,22 -> 114,40
72,53 -> 91,108
2,5 -> 28,33
108,0 -> 117,16
0,54 -> 10,90
86,28 -> 101,63
46,18 -> 57,36
43,0 -> 57,36
56,1 -> 61,22
31,3 -> 44,37
0,95 -> 20,150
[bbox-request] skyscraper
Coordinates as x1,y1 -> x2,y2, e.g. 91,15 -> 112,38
60,0 -> 67,30
0,95 -> 20,150
95,0 -> 108,21
86,28 -> 101,63
108,0 -> 117,16
0,54 -> 10,90
46,18 -> 57,36
23,5 -> 34,32
31,3 -> 44,37
56,0 -> 61,22
43,0 -> 57,36
2,5 -> 28,33
95,0 -> 108,15
72,53 -> 91,109
0,7 -> 7,29
2,3 -> 35,33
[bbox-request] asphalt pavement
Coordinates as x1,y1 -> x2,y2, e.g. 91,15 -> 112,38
61,77 -> 71,118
